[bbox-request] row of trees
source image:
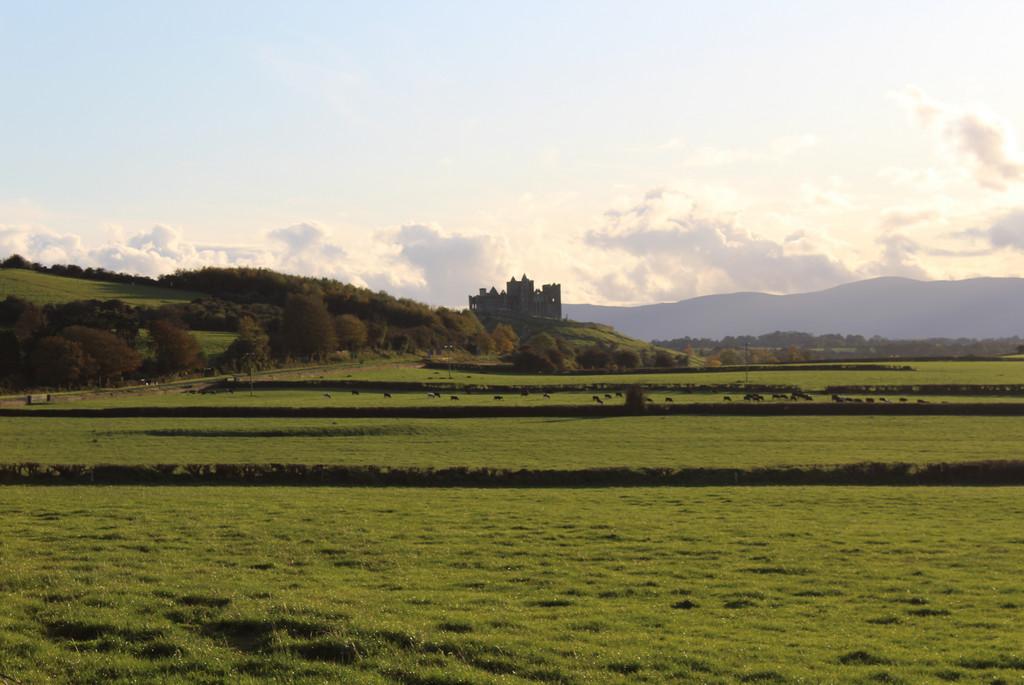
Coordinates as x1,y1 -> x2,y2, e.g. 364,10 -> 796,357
656,331 -> 1024,360
0,298 -> 206,388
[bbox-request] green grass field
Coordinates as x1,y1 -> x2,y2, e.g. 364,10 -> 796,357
3,360 -> 1024,682
4,415 -> 1022,468
0,268 -> 204,307
326,360 -> 1024,389
0,487 -> 1021,684
14,388 -> 1024,414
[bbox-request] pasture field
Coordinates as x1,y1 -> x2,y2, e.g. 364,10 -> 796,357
323,360 -> 1024,390
0,268 -> 204,307
3,415 -> 1022,468
189,330 -> 237,361
0,487 -> 1021,684
16,387 -> 1024,411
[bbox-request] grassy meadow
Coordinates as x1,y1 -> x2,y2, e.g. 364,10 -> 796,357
4,359 -> 1024,682
3,415 -> 1022,468
0,268 -> 204,307
321,360 -> 1024,390
0,487 -> 1021,684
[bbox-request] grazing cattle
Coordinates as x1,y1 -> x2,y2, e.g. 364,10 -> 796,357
592,395 -> 601,402
899,397 -> 909,403
323,393 -> 332,399
351,390 -> 360,396
831,394 -> 842,402
723,396 -> 732,402
615,392 -> 623,398
665,397 -> 673,403
521,390 -> 530,397
645,397 -> 654,403
917,399 -> 929,404
604,394 -> 612,399
493,395 -> 503,400
595,397 -> 604,404
878,397 -> 888,403
744,393 -> 764,402
450,395 -> 460,401
543,393 -> 551,399
865,398 -> 875,404
383,392 -> 392,398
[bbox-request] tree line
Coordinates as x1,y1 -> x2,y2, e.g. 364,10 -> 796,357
0,260 -> 691,390
655,331 -> 1024,361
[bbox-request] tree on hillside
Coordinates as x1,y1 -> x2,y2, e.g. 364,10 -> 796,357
30,336 -> 89,387
334,314 -> 368,354
490,324 -> 519,354
14,304 -> 45,342
577,345 -> 612,370
612,348 -> 641,370
282,293 -> 337,361
60,325 -> 142,384
471,331 -> 496,355
48,300 -> 141,345
513,332 -> 571,372
653,349 -> 678,368
0,330 -> 21,379
149,319 -> 205,373
1,254 -> 31,269
222,317 -> 271,371
718,348 -> 742,365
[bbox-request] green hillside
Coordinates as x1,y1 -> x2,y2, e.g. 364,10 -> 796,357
0,268 -> 204,307
478,310 -> 672,354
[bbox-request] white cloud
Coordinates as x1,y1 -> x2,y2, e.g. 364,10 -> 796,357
899,87 -> 1024,191
377,224 -> 510,307
879,208 -> 940,231
584,188 -> 856,303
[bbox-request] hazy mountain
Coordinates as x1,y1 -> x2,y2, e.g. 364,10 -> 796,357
564,277 -> 1024,341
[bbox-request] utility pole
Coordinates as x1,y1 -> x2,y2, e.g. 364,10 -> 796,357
242,352 -> 255,397
444,344 -> 454,379
745,341 -> 750,387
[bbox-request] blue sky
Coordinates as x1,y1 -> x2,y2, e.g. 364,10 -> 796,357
3,1 -> 1024,305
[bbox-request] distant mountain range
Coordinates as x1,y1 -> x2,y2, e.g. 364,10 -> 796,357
564,277 -> 1024,341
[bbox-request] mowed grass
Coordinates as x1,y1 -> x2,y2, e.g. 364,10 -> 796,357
327,360 -> 1024,390
0,268 -> 204,307
3,415 -> 1023,467
0,487 -> 1021,684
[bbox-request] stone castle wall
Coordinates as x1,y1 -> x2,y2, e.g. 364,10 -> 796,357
468,274 -> 561,319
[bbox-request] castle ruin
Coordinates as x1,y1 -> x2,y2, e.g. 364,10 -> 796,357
469,274 -> 562,319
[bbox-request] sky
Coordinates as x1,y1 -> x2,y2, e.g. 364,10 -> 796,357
3,1 -> 1024,307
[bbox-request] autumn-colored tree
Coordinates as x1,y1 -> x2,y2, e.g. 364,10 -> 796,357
490,323 -> 519,354
471,331 -> 496,355
282,294 -> 337,361
149,319 -> 205,373
30,336 -> 88,387
60,325 -> 142,384
718,348 -> 742,365
781,345 -> 805,363
334,314 -> 368,353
